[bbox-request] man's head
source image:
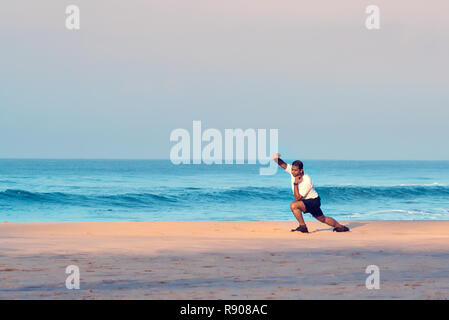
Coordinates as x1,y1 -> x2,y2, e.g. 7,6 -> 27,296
291,160 -> 304,177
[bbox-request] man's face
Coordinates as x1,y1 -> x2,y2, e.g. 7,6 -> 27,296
291,165 -> 303,177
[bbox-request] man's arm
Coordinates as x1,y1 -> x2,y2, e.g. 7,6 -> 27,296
272,153 -> 287,170
293,177 -> 303,201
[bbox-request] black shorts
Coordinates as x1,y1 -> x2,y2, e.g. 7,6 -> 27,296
302,197 -> 324,218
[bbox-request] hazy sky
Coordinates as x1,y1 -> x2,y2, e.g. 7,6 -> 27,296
1,1 -> 448,160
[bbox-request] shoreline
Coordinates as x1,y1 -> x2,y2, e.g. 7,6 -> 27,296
1,220 -> 449,299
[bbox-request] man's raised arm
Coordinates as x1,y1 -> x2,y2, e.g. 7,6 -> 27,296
272,153 -> 287,170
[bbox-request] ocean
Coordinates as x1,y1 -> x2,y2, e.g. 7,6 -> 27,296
0,159 -> 448,222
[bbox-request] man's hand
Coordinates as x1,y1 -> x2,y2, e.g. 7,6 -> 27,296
294,176 -> 301,184
272,153 -> 287,170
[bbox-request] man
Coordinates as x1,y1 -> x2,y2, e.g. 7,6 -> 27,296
272,153 -> 349,233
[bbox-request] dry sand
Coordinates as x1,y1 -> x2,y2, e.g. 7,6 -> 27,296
1,220 -> 448,299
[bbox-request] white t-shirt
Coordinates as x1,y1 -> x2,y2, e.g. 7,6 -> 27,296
285,164 -> 319,199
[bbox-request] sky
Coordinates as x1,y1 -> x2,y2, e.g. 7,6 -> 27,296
1,0 -> 448,160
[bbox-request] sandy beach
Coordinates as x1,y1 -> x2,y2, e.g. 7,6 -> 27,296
1,220 -> 449,299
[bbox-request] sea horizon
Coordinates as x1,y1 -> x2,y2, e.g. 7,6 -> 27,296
2,158 -> 449,161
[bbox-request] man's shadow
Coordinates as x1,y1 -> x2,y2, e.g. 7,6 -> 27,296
309,222 -> 367,233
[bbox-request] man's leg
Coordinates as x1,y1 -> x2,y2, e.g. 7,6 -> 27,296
290,201 -> 307,226
315,215 -> 344,229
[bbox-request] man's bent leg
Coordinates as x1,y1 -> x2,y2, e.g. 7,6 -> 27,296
290,201 -> 307,226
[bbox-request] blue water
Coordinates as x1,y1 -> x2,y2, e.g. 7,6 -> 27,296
0,159 -> 449,222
